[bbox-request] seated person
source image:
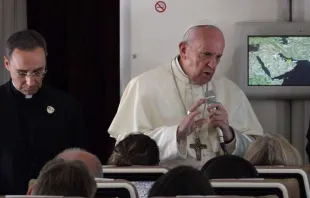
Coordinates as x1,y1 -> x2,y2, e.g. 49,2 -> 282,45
148,166 -> 214,197
244,133 -> 302,166
29,158 -> 97,198
108,133 -> 160,198
201,155 -> 259,179
27,148 -> 103,194
56,147 -> 103,178
108,133 -> 160,166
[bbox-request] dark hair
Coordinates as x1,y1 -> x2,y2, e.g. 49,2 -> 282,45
148,166 -> 214,197
32,158 -> 97,198
108,133 -> 160,166
5,29 -> 47,60
201,155 -> 259,179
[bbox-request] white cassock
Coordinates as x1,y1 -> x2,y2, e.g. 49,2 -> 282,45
108,56 -> 264,169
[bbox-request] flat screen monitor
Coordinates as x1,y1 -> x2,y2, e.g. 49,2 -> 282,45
131,181 -> 154,198
234,22 -> 310,99
248,36 -> 310,86
95,181 -> 154,198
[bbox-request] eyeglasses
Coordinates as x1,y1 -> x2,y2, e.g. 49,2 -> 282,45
13,70 -> 47,78
8,63 -> 47,78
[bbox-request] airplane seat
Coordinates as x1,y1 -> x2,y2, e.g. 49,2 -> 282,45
101,165 -> 169,181
210,178 -> 299,198
96,179 -> 139,198
255,165 -> 310,197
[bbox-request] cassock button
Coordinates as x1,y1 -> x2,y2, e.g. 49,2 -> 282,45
47,106 -> 55,114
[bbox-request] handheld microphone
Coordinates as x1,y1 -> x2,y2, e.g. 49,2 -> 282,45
205,90 -> 228,155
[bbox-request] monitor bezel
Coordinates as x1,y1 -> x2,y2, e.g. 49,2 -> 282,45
234,22 -> 310,99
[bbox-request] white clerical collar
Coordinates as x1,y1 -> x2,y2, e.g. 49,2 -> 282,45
172,56 -> 214,91
171,56 -> 191,84
12,81 -> 33,99
174,56 -> 188,78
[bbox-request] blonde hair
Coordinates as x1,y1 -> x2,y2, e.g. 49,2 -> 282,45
244,133 -> 302,166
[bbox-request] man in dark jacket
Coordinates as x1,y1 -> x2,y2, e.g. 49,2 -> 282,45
0,29 -> 85,194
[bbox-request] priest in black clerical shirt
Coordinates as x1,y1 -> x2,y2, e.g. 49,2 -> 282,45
0,30 -> 85,194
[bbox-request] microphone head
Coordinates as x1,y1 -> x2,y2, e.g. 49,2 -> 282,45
205,90 -> 216,104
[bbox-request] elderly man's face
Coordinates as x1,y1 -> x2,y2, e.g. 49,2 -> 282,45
179,27 -> 225,85
4,47 -> 46,95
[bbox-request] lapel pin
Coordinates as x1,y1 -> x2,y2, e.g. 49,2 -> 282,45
47,106 -> 55,114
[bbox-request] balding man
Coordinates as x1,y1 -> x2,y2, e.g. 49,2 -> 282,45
108,21 -> 263,168
57,148 -> 103,178
31,158 -> 97,198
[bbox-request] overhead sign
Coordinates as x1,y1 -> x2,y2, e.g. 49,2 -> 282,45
155,1 -> 166,13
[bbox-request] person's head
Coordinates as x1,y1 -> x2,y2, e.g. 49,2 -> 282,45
4,29 -> 48,96
201,155 -> 259,179
148,165 -> 213,197
244,133 -> 303,166
108,133 -> 160,166
56,148 -> 103,178
179,23 -> 225,86
31,158 -> 97,198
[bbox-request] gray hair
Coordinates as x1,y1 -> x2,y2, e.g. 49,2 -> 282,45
182,24 -> 223,44
32,158 -> 97,198
244,133 -> 303,166
57,147 -> 103,178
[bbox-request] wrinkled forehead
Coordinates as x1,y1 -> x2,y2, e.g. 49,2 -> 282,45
189,28 -> 225,53
182,22 -> 225,49
9,48 -> 46,70
190,26 -> 224,42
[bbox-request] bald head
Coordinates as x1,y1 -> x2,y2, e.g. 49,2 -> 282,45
57,148 -> 103,178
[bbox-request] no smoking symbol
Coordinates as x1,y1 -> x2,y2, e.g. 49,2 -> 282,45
155,1 -> 166,13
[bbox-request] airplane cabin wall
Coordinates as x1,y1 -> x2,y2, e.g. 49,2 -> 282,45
120,0 -> 310,163
1,0 -> 308,163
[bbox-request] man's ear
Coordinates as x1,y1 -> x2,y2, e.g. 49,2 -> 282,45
27,179 -> 36,195
4,56 -> 10,71
179,42 -> 187,59
26,184 -> 34,195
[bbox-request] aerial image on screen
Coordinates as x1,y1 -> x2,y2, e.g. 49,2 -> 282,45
248,36 -> 310,86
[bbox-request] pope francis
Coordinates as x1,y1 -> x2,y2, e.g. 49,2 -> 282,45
108,22 -> 264,169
